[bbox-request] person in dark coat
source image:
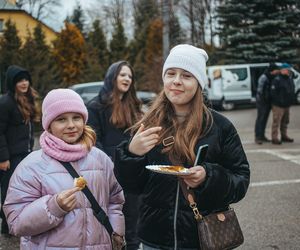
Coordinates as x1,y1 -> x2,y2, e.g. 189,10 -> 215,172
254,63 -> 279,144
87,61 -> 143,250
0,65 -> 40,236
114,44 -> 250,250
270,63 -> 295,144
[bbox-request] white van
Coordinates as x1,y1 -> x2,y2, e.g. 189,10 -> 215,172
206,63 -> 300,110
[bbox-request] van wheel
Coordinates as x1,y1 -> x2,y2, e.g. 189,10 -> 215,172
222,100 -> 235,111
296,91 -> 300,104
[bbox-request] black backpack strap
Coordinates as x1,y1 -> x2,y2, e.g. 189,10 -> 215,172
59,161 -> 113,236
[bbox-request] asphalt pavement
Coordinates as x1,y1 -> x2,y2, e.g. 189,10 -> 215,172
226,105 -> 300,250
1,105 -> 299,249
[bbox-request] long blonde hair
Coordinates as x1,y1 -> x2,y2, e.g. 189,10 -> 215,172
78,125 -> 97,151
130,87 -> 213,165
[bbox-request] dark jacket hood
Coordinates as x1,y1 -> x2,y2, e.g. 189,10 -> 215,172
98,61 -> 126,103
5,65 -> 31,94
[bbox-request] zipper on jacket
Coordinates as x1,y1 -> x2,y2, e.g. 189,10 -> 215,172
82,197 -> 87,250
173,181 -> 180,250
74,162 -> 87,250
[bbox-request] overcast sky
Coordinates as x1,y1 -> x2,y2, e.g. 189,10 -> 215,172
45,0 -> 134,39
47,0 -> 96,31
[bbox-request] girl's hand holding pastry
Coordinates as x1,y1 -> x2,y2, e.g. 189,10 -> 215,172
56,187 -> 80,212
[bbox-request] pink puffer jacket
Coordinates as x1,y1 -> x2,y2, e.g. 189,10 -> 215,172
3,147 -> 125,250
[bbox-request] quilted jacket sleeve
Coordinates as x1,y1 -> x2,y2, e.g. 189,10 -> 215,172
3,162 -> 67,236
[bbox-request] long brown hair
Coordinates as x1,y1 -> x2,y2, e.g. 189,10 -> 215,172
15,86 -> 41,124
109,62 -> 143,128
130,87 -> 213,165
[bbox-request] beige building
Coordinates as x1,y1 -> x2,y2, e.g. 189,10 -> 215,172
0,0 -> 57,46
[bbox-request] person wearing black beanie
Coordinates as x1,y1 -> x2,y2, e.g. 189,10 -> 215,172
254,63 -> 280,144
0,65 -> 40,236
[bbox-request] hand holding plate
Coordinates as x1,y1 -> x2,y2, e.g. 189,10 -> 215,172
181,165 -> 206,188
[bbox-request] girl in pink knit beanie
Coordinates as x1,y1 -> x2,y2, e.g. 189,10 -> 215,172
3,88 -> 125,249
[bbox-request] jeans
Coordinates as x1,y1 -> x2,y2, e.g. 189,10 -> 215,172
255,101 -> 271,138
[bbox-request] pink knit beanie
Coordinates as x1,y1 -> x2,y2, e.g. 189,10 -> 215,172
42,88 -> 88,131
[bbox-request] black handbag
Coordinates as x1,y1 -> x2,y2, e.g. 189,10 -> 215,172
180,180 -> 244,250
60,161 -> 126,250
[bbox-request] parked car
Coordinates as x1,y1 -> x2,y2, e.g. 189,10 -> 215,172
206,62 -> 300,110
69,81 -> 157,105
69,82 -> 104,104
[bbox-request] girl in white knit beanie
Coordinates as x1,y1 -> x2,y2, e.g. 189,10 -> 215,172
114,44 -> 250,250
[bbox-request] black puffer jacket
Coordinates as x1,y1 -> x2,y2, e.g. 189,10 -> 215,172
87,61 -> 130,160
114,110 -> 250,249
0,66 -> 34,162
270,74 -> 295,108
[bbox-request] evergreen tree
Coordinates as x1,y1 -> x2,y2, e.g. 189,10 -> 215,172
129,0 -> 160,89
79,43 -> 103,83
33,24 -> 49,52
70,2 -> 85,35
217,0 -> 300,64
20,24 -> 60,96
109,17 -> 127,63
53,22 -> 86,86
19,30 -> 35,76
0,19 -> 22,92
87,19 -> 109,79
143,18 -> 163,92
169,12 -> 182,48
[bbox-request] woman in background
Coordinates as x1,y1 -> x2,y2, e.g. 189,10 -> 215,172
0,65 -> 40,236
87,61 -> 143,250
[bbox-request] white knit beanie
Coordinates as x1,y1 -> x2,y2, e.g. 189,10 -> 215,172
162,44 -> 209,89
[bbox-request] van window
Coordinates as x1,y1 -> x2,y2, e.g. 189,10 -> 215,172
225,68 -> 247,81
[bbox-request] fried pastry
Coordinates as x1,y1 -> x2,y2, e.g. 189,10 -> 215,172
74,176 -> 87,190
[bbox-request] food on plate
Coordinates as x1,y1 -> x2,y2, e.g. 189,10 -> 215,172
145,165 -> 191,175
74,176 -> 87,190
159,165 -> 186,172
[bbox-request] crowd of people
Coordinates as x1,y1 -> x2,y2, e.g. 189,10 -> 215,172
255,63 -> 295,145
2,42 -> 297,249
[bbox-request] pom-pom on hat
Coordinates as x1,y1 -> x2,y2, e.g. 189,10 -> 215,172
162,44 -> 209,89
42,89 -> 88,131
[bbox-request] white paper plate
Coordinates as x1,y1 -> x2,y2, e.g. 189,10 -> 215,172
145,165 -> 192,176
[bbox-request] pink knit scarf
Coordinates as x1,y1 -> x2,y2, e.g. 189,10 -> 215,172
40,131 -> 88,162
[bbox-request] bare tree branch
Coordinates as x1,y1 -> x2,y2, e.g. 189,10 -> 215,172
16,0 -> 61,22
